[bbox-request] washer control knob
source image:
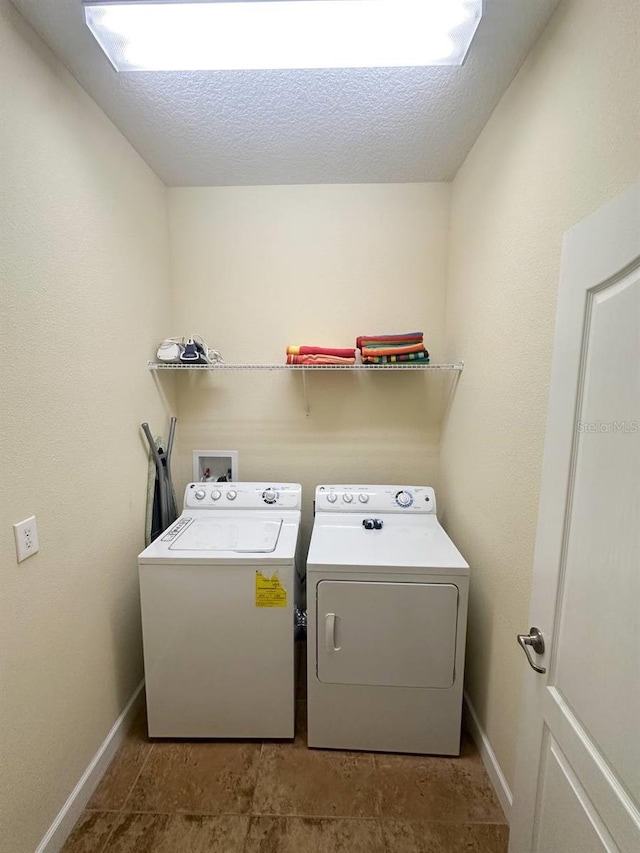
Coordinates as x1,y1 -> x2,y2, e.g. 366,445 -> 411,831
358,493 -> 369,504
343,493 -> 354,503
226,490 -> 238,501
194,489 -> 206,501
395,490 -> 413,507
326,492 -> 338,504
262,488 -> 278,504
211,490 -> 221,501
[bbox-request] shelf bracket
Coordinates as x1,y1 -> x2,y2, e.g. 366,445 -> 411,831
442,360 -> 464,430
301,369 -> 310,418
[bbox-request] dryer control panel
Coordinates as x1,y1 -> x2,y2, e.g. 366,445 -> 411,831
184,482 -> 302,510
315,485 -> 436,514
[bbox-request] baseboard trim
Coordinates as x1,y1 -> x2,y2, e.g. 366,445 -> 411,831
463,691 -> 513,823
35,679 -> 145,853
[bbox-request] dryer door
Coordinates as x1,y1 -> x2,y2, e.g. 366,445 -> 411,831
317,580 -> 458,688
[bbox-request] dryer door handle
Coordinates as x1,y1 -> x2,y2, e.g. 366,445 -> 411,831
325,613 -> 341,652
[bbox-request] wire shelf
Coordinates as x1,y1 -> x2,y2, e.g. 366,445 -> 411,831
147,361 -> 464,372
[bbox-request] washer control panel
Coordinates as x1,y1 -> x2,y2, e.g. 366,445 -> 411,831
184,483 -> 302,510
315,485 -> 436,514
160,516 -> 193,541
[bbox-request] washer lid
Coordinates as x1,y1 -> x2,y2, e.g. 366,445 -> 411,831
307,514 -> 468,573
169,517 -> 283,553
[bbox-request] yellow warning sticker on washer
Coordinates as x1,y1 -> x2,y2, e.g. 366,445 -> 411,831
255,571 -> 287,607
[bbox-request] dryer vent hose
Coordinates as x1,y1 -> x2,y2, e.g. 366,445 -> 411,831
295,606 -> 307,638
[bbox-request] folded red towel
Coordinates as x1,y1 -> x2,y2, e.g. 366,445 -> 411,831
286,345 -> 356,358
286,354 -> 356,365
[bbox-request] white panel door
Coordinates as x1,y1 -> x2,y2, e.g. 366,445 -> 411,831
510,184 -> 640,852
316,580 -> 458,688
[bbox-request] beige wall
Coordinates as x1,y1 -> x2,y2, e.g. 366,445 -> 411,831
0,3 -> 173,851
439,0 -> 640,791
168,183 -> 451,539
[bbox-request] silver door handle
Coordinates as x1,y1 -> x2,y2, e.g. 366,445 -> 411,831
517,627 -> 546,674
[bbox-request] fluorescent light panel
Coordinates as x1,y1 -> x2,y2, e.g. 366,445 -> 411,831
83,0 -> 483,72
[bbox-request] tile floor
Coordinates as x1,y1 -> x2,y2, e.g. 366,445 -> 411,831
62,647 -> 508,852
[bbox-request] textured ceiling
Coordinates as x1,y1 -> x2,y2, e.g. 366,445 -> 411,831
10,0 -> 561,186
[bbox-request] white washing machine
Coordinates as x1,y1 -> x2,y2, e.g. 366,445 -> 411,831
138,482 -> 302,739
307,484 -> 469,756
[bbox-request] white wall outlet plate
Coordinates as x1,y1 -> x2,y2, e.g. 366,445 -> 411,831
14,515 -> 40,563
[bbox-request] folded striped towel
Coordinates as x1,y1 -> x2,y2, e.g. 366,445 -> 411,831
362,351 -> 430,364
360,343 -> 426,357
287,345 -> 356,358
286,354 -> 356,365
356,333 -> 423,349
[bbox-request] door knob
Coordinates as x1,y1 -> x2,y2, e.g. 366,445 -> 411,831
517,627 -> 546,674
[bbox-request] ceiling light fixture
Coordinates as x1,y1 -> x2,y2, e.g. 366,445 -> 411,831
83,0 -> 483,72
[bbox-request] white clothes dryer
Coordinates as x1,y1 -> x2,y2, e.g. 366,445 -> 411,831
306,485 -> 469,755
138,482 -> 302,739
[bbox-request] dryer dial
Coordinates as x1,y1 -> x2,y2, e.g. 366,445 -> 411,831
395,490 -> 413,508
262,488 -> 278,504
